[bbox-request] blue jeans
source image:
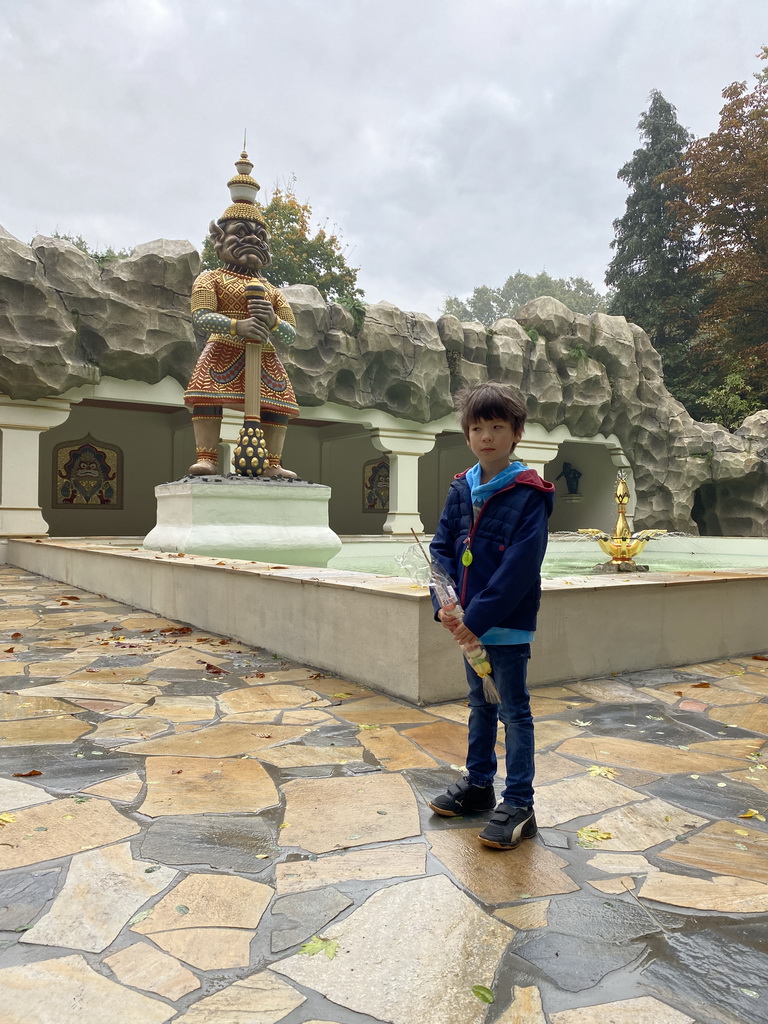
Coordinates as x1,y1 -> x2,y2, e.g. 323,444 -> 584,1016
464,643 -> 534,807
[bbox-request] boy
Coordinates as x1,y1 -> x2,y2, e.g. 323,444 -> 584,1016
428,381 -> 554,850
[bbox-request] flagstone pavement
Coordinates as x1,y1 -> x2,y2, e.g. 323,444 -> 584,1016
1,564 -> 767,1023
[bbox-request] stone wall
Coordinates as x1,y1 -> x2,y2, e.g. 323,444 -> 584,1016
1,227 -> 767,534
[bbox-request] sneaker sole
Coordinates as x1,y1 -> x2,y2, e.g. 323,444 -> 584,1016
477,827 -> 538,850
428,802 -> 461,817
428,801 -> 496,817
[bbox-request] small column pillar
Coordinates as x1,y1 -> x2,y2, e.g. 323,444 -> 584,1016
370,429 -> 436,535
0,398 -> 72,536
515,438 -> 561,478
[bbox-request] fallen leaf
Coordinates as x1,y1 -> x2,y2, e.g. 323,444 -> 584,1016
145,865 -> 161,873
332,692 -> 354,699
254,854 -> 269,860
176,905 -> 190,914
734,828 -> 750,836
279,823 -> 290,829
471,985 -> 494,1004
673,690 -> 683,696
129,909 -> 153,926
171,770 -> 183,775
159,626 -> 193,636
13,770 -> 42,778
691,682 -> 711,688
752,655 -> 768,662
572,719 -> 592,727
739,809 -> 767,821
0,812 -> 17,825
577,826 -> 614,847
11,633 -> 22,639
587,765 -> 617,779
204,663 -> 225,674
298,935 -> 338,960
717,782 -> 727,788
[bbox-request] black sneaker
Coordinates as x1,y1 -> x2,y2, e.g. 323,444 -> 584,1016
428,777 -> 496,817
478,803 -> 537,849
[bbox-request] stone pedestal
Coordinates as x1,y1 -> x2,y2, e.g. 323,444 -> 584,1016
143,476 -> 342,568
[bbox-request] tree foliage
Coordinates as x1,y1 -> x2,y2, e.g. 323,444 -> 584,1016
605,90 -> 703,398
202,178 -> 363,305
443,270 -> 608,324
51,231 -> 130,266
665,48 -> 768,417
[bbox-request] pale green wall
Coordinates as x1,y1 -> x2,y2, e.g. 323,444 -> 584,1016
319,431 -> 387,535
40,404 -> 182,537
282,424 -> 322,484
546,442 -> 626,534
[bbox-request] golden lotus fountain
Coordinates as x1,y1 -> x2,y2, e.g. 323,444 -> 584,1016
579,471 -> 666,572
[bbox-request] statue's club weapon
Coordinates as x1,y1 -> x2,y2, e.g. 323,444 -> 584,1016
233,282 -> 269,477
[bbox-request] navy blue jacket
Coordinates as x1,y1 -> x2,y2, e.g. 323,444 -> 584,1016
429,468 -> 555,638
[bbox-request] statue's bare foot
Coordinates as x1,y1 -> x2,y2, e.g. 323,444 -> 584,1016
261,465 -> 298,479
188,459 -> 219,476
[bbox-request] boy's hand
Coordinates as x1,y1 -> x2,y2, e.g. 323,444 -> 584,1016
452,622 -> 478,647
437,608 -> 458,632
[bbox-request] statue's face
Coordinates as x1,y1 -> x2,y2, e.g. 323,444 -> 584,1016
215,219 -> 271,269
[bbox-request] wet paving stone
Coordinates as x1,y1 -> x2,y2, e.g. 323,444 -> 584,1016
550,996 -> 695,1023
0,745 -> 144,793
3,565 -> 768,1022
2,953 -> 175,1023
140,814 -> 278,871
20,842 -> 177,952
103,941 -> 201,1000
645,772 -> 768,825
513,930 -> 647,991
0,869 -> 59,931
272,874 -> 511,1024
427,829 -> 579,903
139,754 -> 279,817
270,886 -> 353,951
643,926 -> 768,1024
275,843 -> 426,895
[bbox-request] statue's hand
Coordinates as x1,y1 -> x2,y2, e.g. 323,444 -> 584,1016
235,317 -> 270,342
248,299 -> 278,330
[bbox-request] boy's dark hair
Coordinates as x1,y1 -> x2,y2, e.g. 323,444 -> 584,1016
456,381 -> 528,438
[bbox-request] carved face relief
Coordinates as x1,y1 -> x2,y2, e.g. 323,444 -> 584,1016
73,456 -> 100,479
213,219 -> 271,269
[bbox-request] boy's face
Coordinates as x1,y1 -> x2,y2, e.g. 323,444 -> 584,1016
467,418 -> 522,473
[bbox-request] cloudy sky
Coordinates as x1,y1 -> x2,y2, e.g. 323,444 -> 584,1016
1,0 -> 765,317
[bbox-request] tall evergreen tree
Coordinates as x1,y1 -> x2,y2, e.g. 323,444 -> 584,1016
606,91 -> 703,396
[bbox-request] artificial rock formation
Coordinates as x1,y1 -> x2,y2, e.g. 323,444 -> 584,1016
1,227 -> 767,534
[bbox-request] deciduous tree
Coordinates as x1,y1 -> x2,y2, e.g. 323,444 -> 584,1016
666,48 -> 768,415
443,270 -> 608,323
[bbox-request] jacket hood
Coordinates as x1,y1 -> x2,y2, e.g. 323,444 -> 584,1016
453,465 -> 555,511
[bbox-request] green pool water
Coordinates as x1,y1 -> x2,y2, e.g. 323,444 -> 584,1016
329,536 -> 768,579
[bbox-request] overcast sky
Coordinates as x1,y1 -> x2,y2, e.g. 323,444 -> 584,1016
1,0 -> 765,318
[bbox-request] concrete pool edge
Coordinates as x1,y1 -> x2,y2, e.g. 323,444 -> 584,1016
6,537 -> 768,703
